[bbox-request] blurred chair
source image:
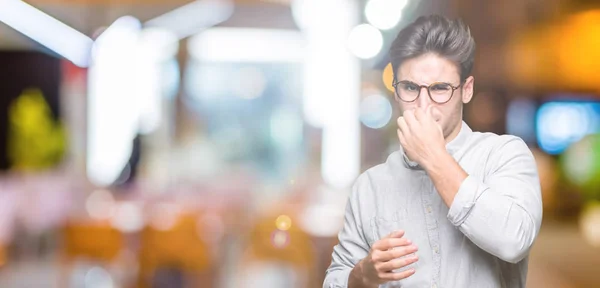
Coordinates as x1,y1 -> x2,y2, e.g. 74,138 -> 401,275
137,212 -> 213,288
60,221 -> 125,287
238,211 -> 318,288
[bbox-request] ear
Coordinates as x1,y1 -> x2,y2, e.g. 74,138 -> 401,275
461,76 -> 474,104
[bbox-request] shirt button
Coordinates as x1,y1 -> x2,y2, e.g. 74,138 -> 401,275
426,206 -> 432,213
432,284 -> 437,288
433,246 -> 439,254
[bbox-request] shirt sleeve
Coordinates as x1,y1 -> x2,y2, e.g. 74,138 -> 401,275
323,174 -> 372,288
447,136 -> 543,264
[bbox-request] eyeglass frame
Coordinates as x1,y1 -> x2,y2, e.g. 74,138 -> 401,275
391,78 -> 463,104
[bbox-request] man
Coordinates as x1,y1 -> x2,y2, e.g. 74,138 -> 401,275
324,15 -> 542,288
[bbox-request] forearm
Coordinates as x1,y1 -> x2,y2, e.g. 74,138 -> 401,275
423,149 -> 467,207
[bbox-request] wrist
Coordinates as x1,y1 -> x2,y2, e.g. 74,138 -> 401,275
349,260 -> 376,288
423,147 -> 450,171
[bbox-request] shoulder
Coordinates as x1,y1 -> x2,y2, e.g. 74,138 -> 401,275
469,132 -> 535,175
350,150 -> 405,200
364,150 -> 406,186
488,134 -> 533,159
468,131 -> 531,155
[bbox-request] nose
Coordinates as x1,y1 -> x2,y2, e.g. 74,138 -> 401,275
416,86 -> 431,109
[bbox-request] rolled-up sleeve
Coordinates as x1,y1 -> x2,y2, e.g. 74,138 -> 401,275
324,174 -> 371,288
447,136 -> 543,264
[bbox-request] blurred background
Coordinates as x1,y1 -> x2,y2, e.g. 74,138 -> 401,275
0,0 -> 599,287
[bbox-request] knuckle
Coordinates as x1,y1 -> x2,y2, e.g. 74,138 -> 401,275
374,239 -> 381,245
371,242 -> 380,251
384,239 -> 393,247
369,254 -> 378,263
371,252 -> 381,262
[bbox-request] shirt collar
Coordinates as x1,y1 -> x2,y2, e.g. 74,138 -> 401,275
400,121 -> 473,170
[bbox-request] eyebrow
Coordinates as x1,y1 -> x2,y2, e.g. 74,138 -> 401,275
397,80 -> 431,86
398,79 -> 458,85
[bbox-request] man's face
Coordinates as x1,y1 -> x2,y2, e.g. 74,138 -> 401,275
395,53 -> 474,141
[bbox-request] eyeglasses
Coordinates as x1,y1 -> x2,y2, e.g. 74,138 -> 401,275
392,80 -> 462,104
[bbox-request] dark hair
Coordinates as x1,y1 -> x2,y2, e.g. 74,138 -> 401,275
389,15 -> 476,82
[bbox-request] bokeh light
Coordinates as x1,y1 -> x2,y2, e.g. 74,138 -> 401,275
536,101 -> 600,154
149,203 -> 181,231
562,134 -> 600,199
348,24 -> 383,59
271,230 -> 290,249
360,93 -> 393,129
232,66 -> 267,99
275,215 -> 292,231
137,27 -> 179,63
84,266 -> 114,288
198,212 -> 225,244
85,189 -> 116,220
580,201 -> 600,248
110,202 -> 144,233
270,107 -> 303,151
382,62 -> 395,92
365,0 -> 407,30
299,203 -> 345,237
506,98 -> 537,144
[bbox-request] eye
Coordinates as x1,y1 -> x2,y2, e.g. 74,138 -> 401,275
400,82 -> 419,92
430,83 -> 451,91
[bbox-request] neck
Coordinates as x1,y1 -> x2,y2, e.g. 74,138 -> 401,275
444,121 -> 463,144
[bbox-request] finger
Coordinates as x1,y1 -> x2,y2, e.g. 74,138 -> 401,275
403,110 -> 419,134
426,105 -> 436,121
379,268 -> 416,281
397,117 -> 409,136
377,254 -> 419,272
379,244 -> 418,259
397,129 -> 408,149
373,243 -> 416,262
414,108 -> 425,122
425,105 -> 432,116
386,230 -> 405,239
373,238 -> 416,251
403,109 -> 417,126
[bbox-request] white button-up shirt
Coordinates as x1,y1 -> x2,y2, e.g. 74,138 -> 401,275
324,121 -> 543,288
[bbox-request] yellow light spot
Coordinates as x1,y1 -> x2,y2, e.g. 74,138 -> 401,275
580,201 -> 600,248
7,88 -> 66,171
382,62 -> 394,92
271,230 -> 290,249
275,214 -> 292,231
